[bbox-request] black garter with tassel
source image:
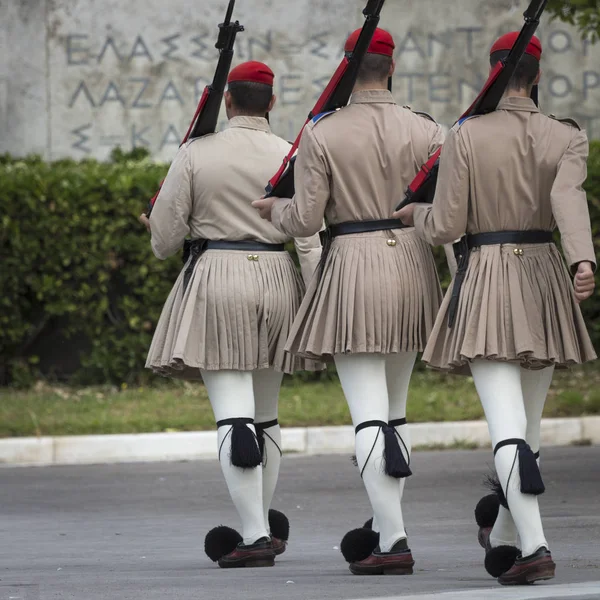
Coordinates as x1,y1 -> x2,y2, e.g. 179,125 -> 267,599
494,438 -> 545,495
355,420 -> 411,479
217,417 -> 262,469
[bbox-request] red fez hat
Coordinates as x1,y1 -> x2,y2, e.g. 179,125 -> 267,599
228,61 -> 274,85
490,32 -> 542,61
345,27 -> 395,57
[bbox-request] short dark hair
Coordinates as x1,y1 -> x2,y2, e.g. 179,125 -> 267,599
227,81 -> 273,116
490,50 -> 540,90
356,53 -> 393,84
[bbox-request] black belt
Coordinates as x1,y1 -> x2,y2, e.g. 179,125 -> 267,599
448,230 -> 554,328
328,218 -> 407,237
318,219 -> 408,274
182,239 -> 285,291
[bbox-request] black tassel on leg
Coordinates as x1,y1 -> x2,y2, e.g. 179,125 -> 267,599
494,438 -> 545,497
382,425 -> 412,478
217,418 -> 262,469
355,420 -> 412,479
517,441 -> 545,495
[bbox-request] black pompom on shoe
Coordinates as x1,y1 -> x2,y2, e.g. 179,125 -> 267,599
484,545 -> 520,578
204,526 -> 243,562
475,493 -> 500,528
340,528 -> 380,563
268,509 -> 289,542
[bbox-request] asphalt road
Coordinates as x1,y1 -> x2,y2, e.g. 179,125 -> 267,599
1,447 -> 599,600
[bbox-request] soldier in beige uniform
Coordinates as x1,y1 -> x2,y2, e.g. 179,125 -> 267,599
146,61 -> 322,569
254,29 -> 444,575
397,33 -> 596,585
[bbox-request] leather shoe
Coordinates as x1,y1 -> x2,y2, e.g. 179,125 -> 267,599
498,547 -> 555,585
349,539 -> 414,575
218,537 -> 275,568
272,537 -> 287,556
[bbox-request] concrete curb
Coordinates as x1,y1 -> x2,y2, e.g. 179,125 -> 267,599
0,417 -> 598,467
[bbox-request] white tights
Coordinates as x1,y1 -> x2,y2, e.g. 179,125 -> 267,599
334,352 -> 417,553
201,368 -> 284,545
470,361 -> 553,556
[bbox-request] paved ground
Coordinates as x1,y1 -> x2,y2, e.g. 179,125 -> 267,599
1,447 -> 599,600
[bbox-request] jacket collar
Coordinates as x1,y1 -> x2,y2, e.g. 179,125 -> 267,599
350,89 -> 396,105
228,116 -> 271,132
497,96 -> 540,113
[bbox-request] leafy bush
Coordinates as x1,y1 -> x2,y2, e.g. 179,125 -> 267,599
0,149 -> 176,385
1,143 -> 599,386
547,0 -> 600,42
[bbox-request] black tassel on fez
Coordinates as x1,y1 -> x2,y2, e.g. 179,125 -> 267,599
382,425 -> 412,478
518,441 -> 545,495
230,421 -> 262,468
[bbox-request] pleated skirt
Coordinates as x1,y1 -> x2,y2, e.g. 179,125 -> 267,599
146,250 -> 321,378
423,243 -> 597,372
284,228 -> 443,360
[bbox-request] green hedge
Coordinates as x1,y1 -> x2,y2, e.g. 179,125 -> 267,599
0,149 -> 175,385
1,144 -> 599,386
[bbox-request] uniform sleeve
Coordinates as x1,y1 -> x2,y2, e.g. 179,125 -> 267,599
149,146 -> 193,260
413,128 -> 469,246
293,232 -> 323,286
271,125 -> 330,238
428,122 -> 445,157
550,128 -> 597,273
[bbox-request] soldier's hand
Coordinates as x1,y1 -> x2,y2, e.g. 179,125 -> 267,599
252,196 -> 276,222
574,261 -> 595,304
139,213 -> 151,233
393,203 -> 415,227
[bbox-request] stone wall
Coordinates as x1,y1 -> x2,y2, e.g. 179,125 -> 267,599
1,0 -> 599,161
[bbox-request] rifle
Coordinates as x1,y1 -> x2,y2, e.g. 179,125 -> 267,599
145,0 -> 244,217
264,0 -> 387,199
395,0 -> 547,211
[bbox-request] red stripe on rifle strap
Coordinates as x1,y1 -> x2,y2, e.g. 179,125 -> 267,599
182,87 -> 210,144
268,58 -> 349,190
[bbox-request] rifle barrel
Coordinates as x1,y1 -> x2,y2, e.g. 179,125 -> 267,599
523,0 -> 547,21
363,0 -> 384,16
224,0 -> 235,25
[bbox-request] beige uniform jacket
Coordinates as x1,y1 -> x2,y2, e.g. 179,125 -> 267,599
415,97 -> 596,271
272,90 -> 444,235
413,96 -> 596,371
269,89 -> 446,359
149,116 -> 322,285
